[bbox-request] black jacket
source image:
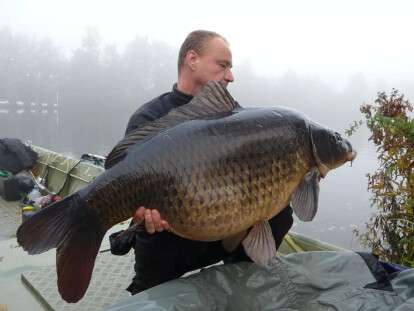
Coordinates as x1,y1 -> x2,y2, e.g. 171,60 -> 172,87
125,84 -> 193,135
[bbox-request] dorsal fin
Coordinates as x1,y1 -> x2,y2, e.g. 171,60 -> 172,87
104,81 -> 237,169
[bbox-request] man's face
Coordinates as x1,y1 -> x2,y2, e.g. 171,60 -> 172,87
192,37 -> 234,87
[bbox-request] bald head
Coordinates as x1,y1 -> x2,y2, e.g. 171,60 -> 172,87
178,30 -> 228,74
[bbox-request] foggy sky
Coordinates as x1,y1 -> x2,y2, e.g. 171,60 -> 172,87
1,0 -> 414,157
1,0 -> 414,89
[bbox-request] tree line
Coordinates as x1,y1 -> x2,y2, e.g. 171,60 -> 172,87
0,26 -> 389,157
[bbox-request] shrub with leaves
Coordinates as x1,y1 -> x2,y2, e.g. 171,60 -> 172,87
348,89 -> 414,267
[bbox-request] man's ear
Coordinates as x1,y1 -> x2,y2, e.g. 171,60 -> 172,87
186,50 -> 199,71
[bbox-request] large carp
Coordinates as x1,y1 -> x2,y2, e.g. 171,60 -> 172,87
17,81 -> 356,303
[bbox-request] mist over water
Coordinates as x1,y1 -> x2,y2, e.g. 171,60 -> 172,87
0,26 -> 408,250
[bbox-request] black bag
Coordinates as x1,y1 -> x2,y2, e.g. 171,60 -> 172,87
0,174 -> 35,201
0,138 -> 38,174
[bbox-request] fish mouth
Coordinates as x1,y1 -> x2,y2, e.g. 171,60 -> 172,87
347,150 -> 357,161
344,139 -> 357,162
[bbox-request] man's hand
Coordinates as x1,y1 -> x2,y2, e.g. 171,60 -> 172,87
133,207 -> 170,234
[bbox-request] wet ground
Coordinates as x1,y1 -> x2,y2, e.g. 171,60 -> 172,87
0,197 -> 133,310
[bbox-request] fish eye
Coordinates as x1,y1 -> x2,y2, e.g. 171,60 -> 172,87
334,132 -> 342,141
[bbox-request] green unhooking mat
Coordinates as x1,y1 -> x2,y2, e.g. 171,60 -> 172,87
105,251 -> 414,311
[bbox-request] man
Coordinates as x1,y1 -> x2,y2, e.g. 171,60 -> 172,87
110,30 -> 293,295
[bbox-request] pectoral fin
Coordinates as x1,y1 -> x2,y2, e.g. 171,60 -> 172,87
291,168 -> 320,221
241,221 -> 277,265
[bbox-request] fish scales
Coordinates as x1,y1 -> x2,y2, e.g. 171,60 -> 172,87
85,108 -> 313,240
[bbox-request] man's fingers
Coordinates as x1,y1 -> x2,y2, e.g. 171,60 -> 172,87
161,220 -> 170,231
133,206 -> 146,223
144,209 -> 155,234
133,207 -> 169,234
151,210 -> 164,232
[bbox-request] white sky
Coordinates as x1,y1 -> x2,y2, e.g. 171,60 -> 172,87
1,0 -> 414,87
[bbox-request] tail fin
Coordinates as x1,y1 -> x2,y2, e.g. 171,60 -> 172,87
17,194 -> 106,303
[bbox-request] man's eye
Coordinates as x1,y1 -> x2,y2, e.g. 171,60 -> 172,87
219,63 -> 226,69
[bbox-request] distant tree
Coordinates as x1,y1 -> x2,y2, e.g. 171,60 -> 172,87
148,39 -> 176,93
61,27 -> 105,153
121,36 -> 159,106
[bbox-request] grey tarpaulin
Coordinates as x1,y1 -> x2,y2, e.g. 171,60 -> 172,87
105,251 -> 414,311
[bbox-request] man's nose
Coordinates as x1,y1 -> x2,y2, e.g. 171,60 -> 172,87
224,69 -> 234,83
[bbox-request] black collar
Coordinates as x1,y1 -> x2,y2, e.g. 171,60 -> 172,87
171,83 -> 193,107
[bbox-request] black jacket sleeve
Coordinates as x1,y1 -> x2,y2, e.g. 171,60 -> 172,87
109,229 -> 136,255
